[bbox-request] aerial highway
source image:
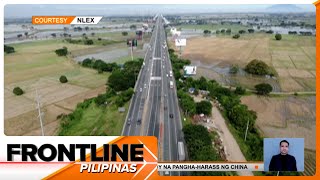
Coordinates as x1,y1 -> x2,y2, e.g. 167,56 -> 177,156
121,15 -> 184,176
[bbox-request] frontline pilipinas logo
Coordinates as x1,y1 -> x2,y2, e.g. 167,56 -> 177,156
6,137 -> 158,180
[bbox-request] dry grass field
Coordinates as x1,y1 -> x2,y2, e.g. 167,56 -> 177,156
241,95 -> 315,150
179,33 -> 315,92
4,40 -> 110,135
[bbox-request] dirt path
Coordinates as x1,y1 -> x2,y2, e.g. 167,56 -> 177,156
193,96 -> 253,176
211,106 -> 253,176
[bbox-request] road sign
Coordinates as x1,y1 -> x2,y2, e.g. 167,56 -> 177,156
175,38 -> 186,46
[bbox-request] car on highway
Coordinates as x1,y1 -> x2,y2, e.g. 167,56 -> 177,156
127,118 -> 131,125
137,119 -> 142,125
140,88 -> 142,92
169,114 -> 173,118
144,84 -> 147,88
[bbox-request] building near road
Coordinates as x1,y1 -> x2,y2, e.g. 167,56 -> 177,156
183,66 -> 197,77
170,27 -> 181,38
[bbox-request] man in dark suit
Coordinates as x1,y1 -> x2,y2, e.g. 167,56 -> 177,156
269,140 -> 297,171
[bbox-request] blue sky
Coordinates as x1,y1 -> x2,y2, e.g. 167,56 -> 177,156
4,4 -> 315,18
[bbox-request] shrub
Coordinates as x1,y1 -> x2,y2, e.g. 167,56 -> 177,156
245,59 -> 271,76
13,87 -> 24,96
235,86 -> 246,95
239,30 -> 246,34
229,65 -> 239,74
84,39 -> 94,45
275,34 -> 282,40
55,47 -> 68,56
4,45 -> 15,54
59,75 -> 68,83
232,34 -> 240,39
255,83 -> 273,95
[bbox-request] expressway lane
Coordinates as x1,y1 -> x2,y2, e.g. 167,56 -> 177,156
122,15 -> 184,176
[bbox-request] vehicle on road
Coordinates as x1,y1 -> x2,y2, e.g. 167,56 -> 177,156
140,88 -> 142,92
170,81 -> 173,88
178,141 -> 186,161
127,118 -> 131,125
137,119 -> 141,125
169,71 -> 172,77
144,84 -> 147,88
169,114 -> 173,118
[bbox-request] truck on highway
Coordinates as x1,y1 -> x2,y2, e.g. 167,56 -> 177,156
169,81 -> 173,88
169,71 -> 173,77
178,141 -> 185,161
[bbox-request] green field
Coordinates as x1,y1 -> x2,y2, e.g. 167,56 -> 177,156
5,39 -> 109,86
59,101 -> 129,136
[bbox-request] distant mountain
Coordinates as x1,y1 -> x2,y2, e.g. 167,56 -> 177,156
266,4 -> 304,12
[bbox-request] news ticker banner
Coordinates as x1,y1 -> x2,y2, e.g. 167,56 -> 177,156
31,16 -> 103,24
0,136 -> 263,179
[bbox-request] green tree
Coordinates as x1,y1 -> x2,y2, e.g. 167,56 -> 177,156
232,34 -> 240,39
275,33 -> 282,40
266,30 -> 274,34
59,75 -> 68,83
245,59 -> 271,76
248,29 -> 255,33
239,30 -> 246,34
203,30 -> 211,35
55,47 -> 68,56
255,83 -> 273,95
196,100 -> 212,115
13,87 -> 24,96
107,70 -> 130,91
181,96 -> 196,116
130,25 -> 137,30
82,58 -> 93,67
235,86 -> 246,95
4,45 -> 15,54
84,39 -> 94,45
226,29 -> 231,34
215,30 -> 220,34
228,104 -> 257,131
220,29 -> 225,33
229,65 -> 239,74
122,31 -> 128,36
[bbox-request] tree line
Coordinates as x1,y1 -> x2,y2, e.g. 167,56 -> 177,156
183,124 -> 232,176
169,49 -> 263,161
59,58 -> 143,135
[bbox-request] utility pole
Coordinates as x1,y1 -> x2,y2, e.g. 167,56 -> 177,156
131,40 -> 133,61
35,89 -> 45,136
244,118 -> 249,141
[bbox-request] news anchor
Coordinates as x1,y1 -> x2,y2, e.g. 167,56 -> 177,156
269,140 -> 297,171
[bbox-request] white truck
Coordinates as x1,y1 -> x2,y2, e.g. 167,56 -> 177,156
169,70 -> 173,77
169,81 -> 173,89
178,141 -> 185,161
